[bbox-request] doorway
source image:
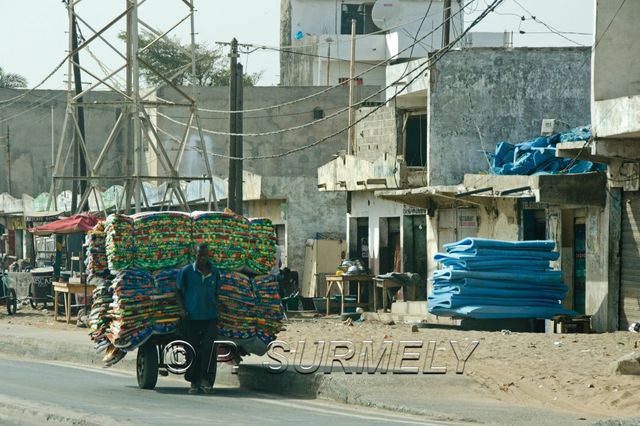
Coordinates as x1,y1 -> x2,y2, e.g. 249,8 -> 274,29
523,209 -> 546,240
573,220 -> 586,314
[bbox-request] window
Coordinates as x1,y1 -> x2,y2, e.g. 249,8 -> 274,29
338,77 -> 363,86
405,114 -> 427,167
313,107 -> 324,120
275,224 -> 286,247
341,3 -> 381,35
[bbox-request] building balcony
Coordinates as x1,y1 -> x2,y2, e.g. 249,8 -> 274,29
317,153 -> 427,192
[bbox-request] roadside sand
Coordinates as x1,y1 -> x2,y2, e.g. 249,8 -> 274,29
275,318 -> 640,418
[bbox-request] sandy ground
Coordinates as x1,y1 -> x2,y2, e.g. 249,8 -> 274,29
4,303 -> 640,419
274,318 -> 640,419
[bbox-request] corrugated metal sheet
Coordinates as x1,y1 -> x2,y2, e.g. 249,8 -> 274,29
620,192 -> 640,329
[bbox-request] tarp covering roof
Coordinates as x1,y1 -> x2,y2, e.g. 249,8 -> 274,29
29,213 -> 99,236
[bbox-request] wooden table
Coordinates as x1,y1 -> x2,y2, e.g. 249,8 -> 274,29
53,281 -> 96,324
372,278 -> 404,312
325,275 -> 373,315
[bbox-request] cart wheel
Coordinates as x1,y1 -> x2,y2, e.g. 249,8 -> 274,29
137,343 -> 159,390
6,288 -> 17,315
28,288 -> 37,310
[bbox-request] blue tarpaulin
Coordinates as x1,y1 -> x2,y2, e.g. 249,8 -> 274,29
490,126 -> 606,176
428,238 -> 575,319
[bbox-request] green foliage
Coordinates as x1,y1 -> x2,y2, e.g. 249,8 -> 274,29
119,31 -> 261,87
0,67 -> 27,89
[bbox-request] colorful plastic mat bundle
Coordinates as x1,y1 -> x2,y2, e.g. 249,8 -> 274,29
247,219 -> 278,275
88,276 -> 113,349
97,268 -> 181,365
429,238 -> 575,319
132,212 -> 193,270
217,271 -> 283,352
104,214 -> 134,273
150,268 -> 182,330
192,212 -> 251,270
85,222 -> 110,277
217,271 -> 258,340
253,275 -> 284,344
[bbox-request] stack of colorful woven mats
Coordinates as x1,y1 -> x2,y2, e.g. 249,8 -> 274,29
217,271 -> 284,354
132,212 -> 192,270
107,269 -> 180,353
247,219 -> 278,275
192,211 -> 251,270
253,275 -> 284,344
85,222 -> 110,277
217,271 -> 257,340
94,211 -> 281,364
104,214 -> 134,273
88,275 -> 113,352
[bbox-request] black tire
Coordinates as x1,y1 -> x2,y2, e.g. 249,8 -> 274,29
28,287 -> 37,310
137,343 -> 159,390
6,288 -> 17,315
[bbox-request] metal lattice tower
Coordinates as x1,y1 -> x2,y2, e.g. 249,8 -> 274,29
49,0 -> 218,214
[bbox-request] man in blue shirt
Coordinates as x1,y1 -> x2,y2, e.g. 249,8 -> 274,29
177,243 -> 220,394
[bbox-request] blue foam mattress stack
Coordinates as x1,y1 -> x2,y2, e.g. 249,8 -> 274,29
428,238 -> 575,319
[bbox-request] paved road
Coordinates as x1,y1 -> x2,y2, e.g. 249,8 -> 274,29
0,356 -> 457,426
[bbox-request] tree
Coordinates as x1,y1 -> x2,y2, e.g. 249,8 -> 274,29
119,31 -> 262,87
0,67 -> 27,89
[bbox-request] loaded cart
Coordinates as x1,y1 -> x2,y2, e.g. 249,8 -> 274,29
86,211 -> 284,391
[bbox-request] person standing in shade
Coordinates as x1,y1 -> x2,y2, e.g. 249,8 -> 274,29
177,243 -> 220,394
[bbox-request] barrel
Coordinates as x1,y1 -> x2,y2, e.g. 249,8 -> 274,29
31,267 -> 54,301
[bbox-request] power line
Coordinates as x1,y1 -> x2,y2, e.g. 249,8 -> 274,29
168,0 -> 501,161
0,92 -> 64,124
155,1 -> 447,138
159,0 -> 478,115
511,0 -> 586,46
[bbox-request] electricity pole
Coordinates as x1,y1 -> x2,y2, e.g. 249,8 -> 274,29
5,127 -> 10,195
70,8 -> 87,212
443,0 -> 452,47
228,38 -> 238,213
348,19 -> 357,154
235,63 -> 244,215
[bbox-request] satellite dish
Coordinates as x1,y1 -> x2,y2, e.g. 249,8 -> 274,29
372,0 -> 404,30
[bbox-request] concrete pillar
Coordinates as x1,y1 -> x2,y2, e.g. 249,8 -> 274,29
586,188 -> 621,332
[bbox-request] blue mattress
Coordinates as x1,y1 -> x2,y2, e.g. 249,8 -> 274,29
428,237 -> 572,320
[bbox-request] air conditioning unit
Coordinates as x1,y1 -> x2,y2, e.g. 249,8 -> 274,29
540,119 -> 569,136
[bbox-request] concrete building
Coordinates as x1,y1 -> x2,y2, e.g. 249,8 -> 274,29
556,0 -> 640,331
318,46 -> 609,327
280,0 -> 465,86
0,89 -> 129,197
1,85 -> 380,279
156,85 -> 380,276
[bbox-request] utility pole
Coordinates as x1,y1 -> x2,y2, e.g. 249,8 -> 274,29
442,0 -> 452,47
348,19 -> 357,154
70,8 -> 88,212
5,127 -> 11,195
235,63 -> 244,215
326,37 -> 333,86
228,38 -> 239,213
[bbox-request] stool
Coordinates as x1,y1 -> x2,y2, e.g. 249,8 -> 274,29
552,315 -> 592,333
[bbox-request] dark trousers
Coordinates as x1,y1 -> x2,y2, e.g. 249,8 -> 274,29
184,319 -> 217,386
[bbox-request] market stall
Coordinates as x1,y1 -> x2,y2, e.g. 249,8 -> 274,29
29,213 -> 100,313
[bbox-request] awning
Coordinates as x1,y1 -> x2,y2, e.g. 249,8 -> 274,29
29,213 -> 99,236
376,173 -> 607,209
376,185 -> 467,209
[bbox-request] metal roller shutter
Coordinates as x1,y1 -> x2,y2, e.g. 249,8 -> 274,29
620,192 -> 640,330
